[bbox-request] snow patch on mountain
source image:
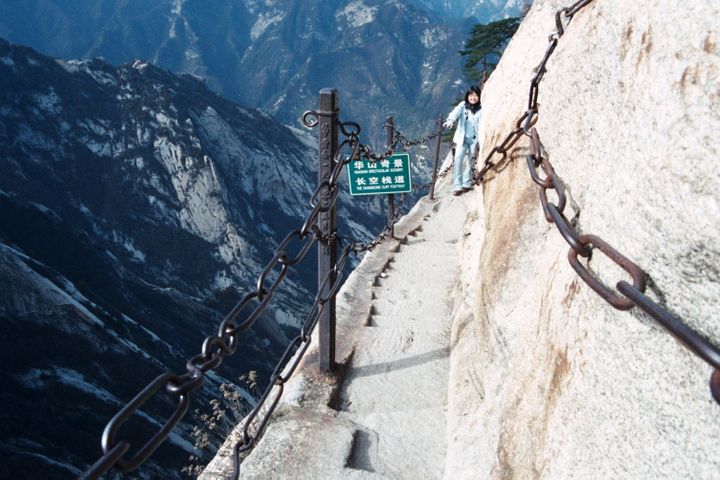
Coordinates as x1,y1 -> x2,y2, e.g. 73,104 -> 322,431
135,123 -> 151,143
80,118 -> 110,136
169,0 -> 186,39
35,89 -> 62,114
422,27 -> 447,49
54,58 -> 80,74
120,314 -> 179,355
55,59 -> 117,86
251,11 -> 285,40
3,445 -> 82,476
17,367 -> 122,404
29,202 -> 61,221
82,139 -> 111,156
167,0 -> 206,69
274,308 -> 300,329
58,276 -> 93,305
213,270 -> 234,290
132,60 -> 149,71
0,244 -> 107,327
155,111 -> 177,129
113,231 -> 146,262
337,1 -> 378,28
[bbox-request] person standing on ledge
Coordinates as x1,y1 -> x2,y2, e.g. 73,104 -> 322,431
443,85 -> 483,196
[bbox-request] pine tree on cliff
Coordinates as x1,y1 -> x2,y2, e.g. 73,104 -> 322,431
459,16 -> 523,84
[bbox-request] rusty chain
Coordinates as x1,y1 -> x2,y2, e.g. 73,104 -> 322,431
393,129 -> 442,150
229,236 -> 357,480
347,194 -> 407,254
81,106 -> 417,477
476,0 -> 720,403
80,114 -> 393,478
225,113 -> 419,478
359,123 -> 442,162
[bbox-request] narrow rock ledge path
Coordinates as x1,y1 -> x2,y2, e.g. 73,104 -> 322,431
201,176 -> 476,479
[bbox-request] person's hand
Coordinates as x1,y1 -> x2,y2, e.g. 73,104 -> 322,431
442,121 -> 453,129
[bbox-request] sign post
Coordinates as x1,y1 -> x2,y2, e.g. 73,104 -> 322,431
317,88 -> 337,373
386,117 -> 395,237
429,117 -> 443,200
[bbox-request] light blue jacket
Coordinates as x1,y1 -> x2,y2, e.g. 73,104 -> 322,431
445,101 -> 483,145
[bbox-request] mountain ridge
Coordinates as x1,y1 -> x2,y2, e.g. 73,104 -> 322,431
0,35 -> 385,478
0,0 -> 527,144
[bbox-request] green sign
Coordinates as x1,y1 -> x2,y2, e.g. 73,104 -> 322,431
348,153 -> 412,196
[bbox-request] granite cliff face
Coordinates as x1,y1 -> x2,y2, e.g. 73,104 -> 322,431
448,0 -> 719,477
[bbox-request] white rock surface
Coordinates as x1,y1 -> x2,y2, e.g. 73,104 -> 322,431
446,0 -> 720,478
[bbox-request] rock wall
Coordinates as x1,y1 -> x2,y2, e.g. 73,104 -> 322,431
447,0 -> 719,478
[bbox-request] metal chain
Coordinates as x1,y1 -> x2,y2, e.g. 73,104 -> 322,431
348,227 -> 393,253
225,116 -> 416,477
477,0 -> 720,403
342,195 -> 405,254
393,129 -> 442,150
303,114 -> 414,254
345,192 -> 406,254
359,124 -> 441,162
229,236 -> 357,480
80,115 -> 372,479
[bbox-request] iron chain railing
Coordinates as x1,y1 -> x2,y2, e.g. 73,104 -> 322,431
393,129 -> 442,150
358,121 -> 442,162
475,0 -> 720,404
80,101 -> 398,478
356,119 -> 448,208
227,108 -> 426,478
229,237 -> 358,480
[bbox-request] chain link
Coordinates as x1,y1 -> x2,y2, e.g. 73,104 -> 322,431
393,129 -> 442,150
223,116 -> 416,478
347,193 -> 406,253
359,123 -> 442,162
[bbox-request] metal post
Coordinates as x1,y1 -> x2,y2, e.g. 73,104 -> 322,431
428,117 -> 443,200
386,116 -> 395,237
317,88 -> 338,373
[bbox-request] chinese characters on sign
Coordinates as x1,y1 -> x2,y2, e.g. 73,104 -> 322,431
348,153 -> 412,196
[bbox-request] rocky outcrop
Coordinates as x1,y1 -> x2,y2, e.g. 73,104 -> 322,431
447,0 -> 720,477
